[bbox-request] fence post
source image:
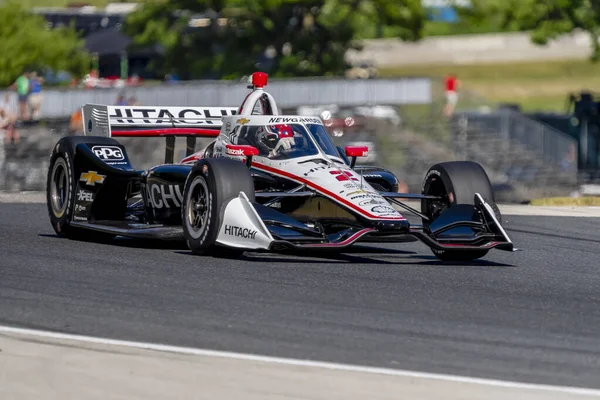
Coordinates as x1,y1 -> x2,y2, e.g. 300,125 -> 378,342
580,118 -> 589,167
501,110 -> 510,142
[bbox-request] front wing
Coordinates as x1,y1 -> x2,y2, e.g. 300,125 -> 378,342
215,191 -> 515,253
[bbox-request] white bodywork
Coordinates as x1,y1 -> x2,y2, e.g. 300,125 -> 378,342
213,115 -> 405,222
216,192 -> 274,249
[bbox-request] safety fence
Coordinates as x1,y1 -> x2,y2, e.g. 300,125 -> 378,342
2,77 -> 432,120
389,88 -> 580,200
455,109 -> 578,175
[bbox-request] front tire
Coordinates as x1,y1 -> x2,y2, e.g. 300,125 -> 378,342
421,161 -> 501,262
47,151 -> 76,238
182,158 -> 255,257
46,137 -> 116,242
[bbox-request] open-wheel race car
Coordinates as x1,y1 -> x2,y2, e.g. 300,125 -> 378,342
46,72 -> 516,261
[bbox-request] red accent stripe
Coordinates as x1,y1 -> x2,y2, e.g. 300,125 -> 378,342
180,153 -> 202,164
251,162 -> 405,221
302,228 -> 375,248
440,241 -> 499,249
111,128 -> 220,137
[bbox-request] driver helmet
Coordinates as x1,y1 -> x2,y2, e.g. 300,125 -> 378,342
256,124 -> 294,151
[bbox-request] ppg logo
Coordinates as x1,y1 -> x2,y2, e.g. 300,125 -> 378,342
92,146 -> 124,161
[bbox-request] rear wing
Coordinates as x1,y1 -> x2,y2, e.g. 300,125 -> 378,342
82,104 -> 238,163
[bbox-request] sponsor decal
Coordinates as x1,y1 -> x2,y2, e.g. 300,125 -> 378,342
92,145 -> 124,161
75,204 -> 87,212
344,183 -> 360,189
237,118 -> 250,125
371,205 -> 398,215
224,224 -> 257,240
73,216 -> 87,221
268,117 -> 322,124
80,171 -> 106,186
350,194 -> 372,200
77,190 -> 94,202
303,165 -> 331,177
330,170 -> 359,182
362,174 -> 382,178
108,107 -> 237,125
359,198 -> 387,206
350,192 -> 385,201
346,189 -> 366,196
226,147 -> 246,156
145,183 -> 184,209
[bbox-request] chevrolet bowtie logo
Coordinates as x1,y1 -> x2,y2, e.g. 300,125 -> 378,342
237,118 -> 250,125
80,171 -> 106,186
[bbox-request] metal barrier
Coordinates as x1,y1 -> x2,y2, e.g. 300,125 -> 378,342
457,109 -> 579,176
2,77 -> 432,120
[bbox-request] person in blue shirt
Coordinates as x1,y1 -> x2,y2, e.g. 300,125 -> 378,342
115,94 -> 128,106
28,71 -> 44,120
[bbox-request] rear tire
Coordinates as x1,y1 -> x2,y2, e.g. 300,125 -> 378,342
421,161 -> 500,262
46,137 -> 116,242
182,158 -> 255,257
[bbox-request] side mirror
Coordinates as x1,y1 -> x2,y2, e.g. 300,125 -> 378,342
226,144 -> 259,168
344,145 -> 368,169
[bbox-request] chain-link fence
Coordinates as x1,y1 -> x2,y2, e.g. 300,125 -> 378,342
375,87 -> 580,200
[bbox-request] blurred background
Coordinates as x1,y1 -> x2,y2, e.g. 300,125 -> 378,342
1,0 -> 599,204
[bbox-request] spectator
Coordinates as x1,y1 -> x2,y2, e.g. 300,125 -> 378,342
28,71 -> 44,120
69,107 -> 83,136
443,73 -> 461,117
561,143 -> 577,172
115,94 -> 128,106
0,92 -> 20,145
128,96 -> 139,106
10,71 -> 31,121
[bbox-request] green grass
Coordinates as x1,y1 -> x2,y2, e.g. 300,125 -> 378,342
530,197 -> 600,206
380,59 -> 600,112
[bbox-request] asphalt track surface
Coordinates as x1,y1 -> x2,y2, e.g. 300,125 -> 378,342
1,202 -> 600,390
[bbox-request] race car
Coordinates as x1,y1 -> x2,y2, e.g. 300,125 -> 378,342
46,72 -> 515,262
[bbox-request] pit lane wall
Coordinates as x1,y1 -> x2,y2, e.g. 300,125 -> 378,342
3,77 -> 431,120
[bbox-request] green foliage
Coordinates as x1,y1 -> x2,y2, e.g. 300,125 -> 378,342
465,0 -> 600,61
124,0 -> 424,79
0,1 -> 90,86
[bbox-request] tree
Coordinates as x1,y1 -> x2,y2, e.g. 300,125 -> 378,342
464,0 -> 600,61
0,1 -> 91,86
124,0 -> 424,80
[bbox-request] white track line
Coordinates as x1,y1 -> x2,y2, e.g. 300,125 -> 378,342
1,325 -> 599,396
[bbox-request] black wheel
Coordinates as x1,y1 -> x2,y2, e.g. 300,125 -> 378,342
182,158 -> 255,257
46,136 -> 116,242
421,161 -> 501,262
